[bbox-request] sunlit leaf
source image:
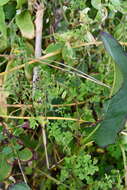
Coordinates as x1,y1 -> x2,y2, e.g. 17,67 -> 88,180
0,6 -> 7,35
0,0 -> 10,6
16,10 -> 34,39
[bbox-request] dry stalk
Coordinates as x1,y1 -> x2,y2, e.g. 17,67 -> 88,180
33,1 -> 45,97
0,114 -> 85,123
33,1 -> 50,169
42,123 -> 50,169
0,101 -> 86,108
1,40 -> 127,78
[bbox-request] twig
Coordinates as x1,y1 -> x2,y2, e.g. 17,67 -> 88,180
42,123 -> 49,169
50,158 -> 64,169
0,54 -> 110,88
33,1 -> 50,170
0,101 -> 86,108
0,115 -> 85,123
45,59 -> 111,88
17,158 -> 28,185
0,40 -> 127,58
0,51 -> 60,76
1,39 -> 127,88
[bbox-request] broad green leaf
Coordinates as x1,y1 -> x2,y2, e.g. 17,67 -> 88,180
95,32 -> 127,147
44,42 -> 64,63
16,0 -> 27,9
45,42 -> 64,53
0,6 -> 7,51
0,6 -> 7,35
4,1 -> 16,20
62,42 -> 76,65
0,154 -> 12,181
2,146 -> 13,155
18,148 -> 33,161
8,182 -> 31,190
0,0 -> 10,6
16,10 -> 34,39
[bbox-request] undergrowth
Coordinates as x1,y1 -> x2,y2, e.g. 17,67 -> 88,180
0,0 -> 127,189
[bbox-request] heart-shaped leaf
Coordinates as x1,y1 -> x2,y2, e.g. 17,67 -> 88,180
95,32 -> 127,147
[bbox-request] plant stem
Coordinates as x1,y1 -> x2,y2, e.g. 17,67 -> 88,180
0,114 -> 85,122
33,1 -> 45,97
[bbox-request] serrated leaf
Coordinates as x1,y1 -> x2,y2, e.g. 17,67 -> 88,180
95,32 -> 127,147
0,0 -> 10,6
16,10 -> 34,39
18,148 -> 33,161
8,182 -> 31,190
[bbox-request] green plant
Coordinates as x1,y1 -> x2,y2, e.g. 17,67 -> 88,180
0,0 -> 127,189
